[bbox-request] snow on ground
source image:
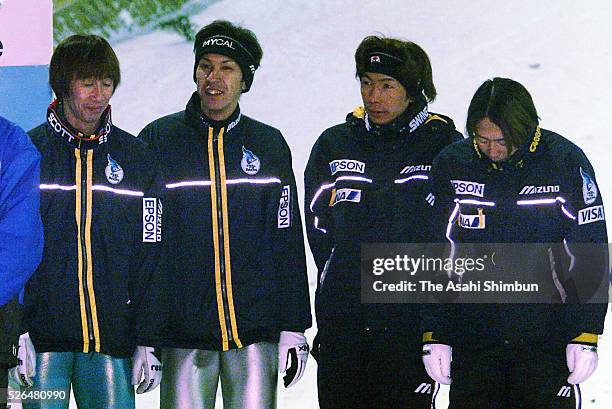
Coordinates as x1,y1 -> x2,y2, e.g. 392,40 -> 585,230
43,1 -> 612,408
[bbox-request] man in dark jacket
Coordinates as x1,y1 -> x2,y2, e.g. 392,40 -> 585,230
138,20 -> 311,409
12,35 -> 162,409
0,116 -> 43,409
304,35 -> 462,409
423,77 -> 608,409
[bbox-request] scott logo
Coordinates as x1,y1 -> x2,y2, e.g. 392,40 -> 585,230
329,159 -> 365,175
578,205 -> 605,225
451,180 -> 485,197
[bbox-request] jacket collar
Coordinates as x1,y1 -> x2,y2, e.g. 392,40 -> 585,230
472,126 -> 544,172
46,99 -> 112,150
185,92 -> 242,133
348,97 -> 429,140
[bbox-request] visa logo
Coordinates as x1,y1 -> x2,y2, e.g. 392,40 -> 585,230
578,205 -> 605,225
458,209 -> 485,229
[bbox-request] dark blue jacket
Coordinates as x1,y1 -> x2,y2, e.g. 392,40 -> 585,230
25,103 -> 162,358
0,116 -> 43,363
304,103 -> 462,330
138,93 -> 311,351
426,128 -> 608,349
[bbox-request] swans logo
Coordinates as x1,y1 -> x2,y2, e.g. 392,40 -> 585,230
580,167 -> 598,205
241,146 -> 260,175
105,154 -> 124,184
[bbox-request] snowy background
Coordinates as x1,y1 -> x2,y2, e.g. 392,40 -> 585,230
21,0 -> 612,407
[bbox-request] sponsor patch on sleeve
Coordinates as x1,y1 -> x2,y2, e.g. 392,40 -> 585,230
143,198 -> 162,242
580,167 -> 598,205
578,205 -> 605,225
277,185 -> 291,228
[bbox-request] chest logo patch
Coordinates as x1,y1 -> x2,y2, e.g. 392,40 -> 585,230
105,154 -> 124,184
458,208 -> 486,229
241,146 -> 261,175
329,188 -> 361,206
451,180 -> 485,197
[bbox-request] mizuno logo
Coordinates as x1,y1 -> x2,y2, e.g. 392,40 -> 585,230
519,185 -> 560,195
557,386 -> 572,398
426,193 -> 435,206
400,164 -> 431,174
414,383 -> 432,394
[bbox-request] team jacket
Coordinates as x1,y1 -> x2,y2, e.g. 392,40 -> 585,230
24,102 -> 163,358
137,92 -> 311,351
304,102 -> 462,329
425,127 -> 609,349
0,117 -> 43,364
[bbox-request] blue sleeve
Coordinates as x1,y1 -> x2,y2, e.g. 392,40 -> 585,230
0,118 -> 44,306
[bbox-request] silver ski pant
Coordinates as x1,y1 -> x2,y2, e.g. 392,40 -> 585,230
160,342 -> 278,409
21,351 -> 134,409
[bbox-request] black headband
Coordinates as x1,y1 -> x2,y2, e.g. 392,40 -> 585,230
193,35 -> 257,92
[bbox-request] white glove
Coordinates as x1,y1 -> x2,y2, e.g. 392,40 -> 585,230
131,346 -> 162,394
422,343 -> 452,385
566,343 -> 598,384
9,332 -> 36,388
278,331 -> 309,388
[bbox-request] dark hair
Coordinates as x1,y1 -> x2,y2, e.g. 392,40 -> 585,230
50,34 -> 120,99
355,35 -> 436,102
466,77 -> 539,152
193,20 -> 263,92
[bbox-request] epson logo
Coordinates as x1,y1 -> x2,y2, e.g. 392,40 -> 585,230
519,185 -> 560,195
202,38 -> 235,50
330,188 -> 361,206
451,180 -> 485,197
143,198 -> 162,242
400,164 -> 431,174
329,159 -> 365,175
277,185 -> 291,228
409,107 -> 428,131
578,205 -> 605,225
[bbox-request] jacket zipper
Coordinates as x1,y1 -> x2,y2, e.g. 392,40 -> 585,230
78,148 -> 95,351
212,128 -> 234,345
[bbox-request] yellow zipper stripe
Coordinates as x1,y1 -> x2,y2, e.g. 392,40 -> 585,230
75,149 -> 90,353
84,150 -> 101,352
217,128 -> 242,348
208,127 -> 229,351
